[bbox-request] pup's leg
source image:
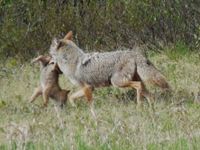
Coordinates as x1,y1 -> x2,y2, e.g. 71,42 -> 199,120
59,90 -> 70,108
43,87 -> 51,107
30,86 -> 42,103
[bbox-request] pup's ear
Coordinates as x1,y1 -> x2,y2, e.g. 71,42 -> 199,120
63,31 -> 73,41
32,55 -> 51,66
41,56 -> 51,65
31,55 -> 44,64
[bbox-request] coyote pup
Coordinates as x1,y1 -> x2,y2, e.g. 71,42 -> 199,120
50,31 -> 169,108
30,55 -> 70,108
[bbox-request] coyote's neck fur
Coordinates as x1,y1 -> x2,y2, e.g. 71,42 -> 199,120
51,41 -> 85,85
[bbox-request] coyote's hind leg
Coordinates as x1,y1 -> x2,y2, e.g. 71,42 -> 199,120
127,82 -> 155,109
141,88 -> 154,108
127,81 -> 143,107
111,75 -> 143,107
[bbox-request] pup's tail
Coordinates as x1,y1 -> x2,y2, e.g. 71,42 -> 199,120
136,59 -> 169,89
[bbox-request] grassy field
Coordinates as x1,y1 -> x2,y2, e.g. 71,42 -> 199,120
0,49 -> 200,150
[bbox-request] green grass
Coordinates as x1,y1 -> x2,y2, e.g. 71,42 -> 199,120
0,50 -> 200,150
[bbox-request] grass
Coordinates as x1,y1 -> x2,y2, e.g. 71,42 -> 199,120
0,49 -> 200,150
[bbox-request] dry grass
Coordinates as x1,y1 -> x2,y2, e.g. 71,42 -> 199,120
0,51 -> 200,150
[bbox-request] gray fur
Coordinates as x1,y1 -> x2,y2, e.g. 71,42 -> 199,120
49,39 -> 167,89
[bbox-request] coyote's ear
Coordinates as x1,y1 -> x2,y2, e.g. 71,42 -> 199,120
63,31 -> 73,41
57,40 -> 67,50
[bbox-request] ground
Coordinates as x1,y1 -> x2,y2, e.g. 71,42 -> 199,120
0,49 -> 200,150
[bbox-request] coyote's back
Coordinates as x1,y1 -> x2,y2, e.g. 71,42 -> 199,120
76,51 -> 137,87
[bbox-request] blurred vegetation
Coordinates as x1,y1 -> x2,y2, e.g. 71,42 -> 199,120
1,50 -> 200,149
0,0 -> 200,61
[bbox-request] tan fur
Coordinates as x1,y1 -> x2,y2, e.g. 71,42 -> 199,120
30,55 -> 70,108
63,31 -> 73,41
50,31 -> 169,108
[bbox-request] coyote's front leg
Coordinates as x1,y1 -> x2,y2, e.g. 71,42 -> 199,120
69,85 -> 96,118
69,84 -> 93,106
83,85 -> 96,118
69,89 -> 85,107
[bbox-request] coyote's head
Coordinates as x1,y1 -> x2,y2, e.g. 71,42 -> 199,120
49,31 -> 82,61
50,31 -> 73,54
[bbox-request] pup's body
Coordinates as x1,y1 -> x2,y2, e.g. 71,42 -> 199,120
50,31 -> 169,110
30,55 -> 70,107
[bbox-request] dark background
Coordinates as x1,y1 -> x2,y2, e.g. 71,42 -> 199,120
0,0 -> 200,61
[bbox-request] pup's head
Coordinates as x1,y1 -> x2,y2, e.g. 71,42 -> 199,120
59,89 -> 70,108
48,60 -> 63,74
32,55 -> 51,67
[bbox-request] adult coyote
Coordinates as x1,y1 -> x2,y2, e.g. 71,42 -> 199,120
30,55 -> 70,108
50,31 -> 169,109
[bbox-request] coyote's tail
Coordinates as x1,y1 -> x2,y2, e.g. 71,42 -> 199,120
136,59 -> 169,89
